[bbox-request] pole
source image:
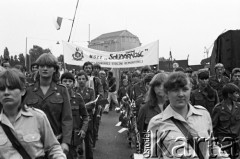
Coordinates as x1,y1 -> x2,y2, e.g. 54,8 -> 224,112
68,0 -> 79,42
88,24 -> 90,44
25,37 -> 28,70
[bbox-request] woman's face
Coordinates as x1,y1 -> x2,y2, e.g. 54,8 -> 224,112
154,84 -> 165,97
0,86 -> 24,109
39,65 -> 55,78
62,78 -> 74,89
167,80 -> 191,110
77,75 -> 87,87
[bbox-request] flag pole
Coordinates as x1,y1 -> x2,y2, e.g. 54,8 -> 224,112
68,0 -> 79,42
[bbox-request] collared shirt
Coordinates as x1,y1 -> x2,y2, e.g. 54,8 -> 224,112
0,107 -> 66,159
209,75 -> 229,101
23,82 -> 73,145
147,104 -> 224,159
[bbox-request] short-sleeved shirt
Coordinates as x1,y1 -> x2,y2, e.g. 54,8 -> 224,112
0,107 -> 66,159
147,104 -> 218,159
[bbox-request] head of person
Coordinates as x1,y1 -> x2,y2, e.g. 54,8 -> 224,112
145,73 -> 168,106
35,53 -> 60,83
93,63 -> 101,76
1,59 -> 11,68
222,83 -> 240,102
185,67 -> 193,77
214,63 -> 225,77
141,65 -> 151,79
198,69 -> 210,88
132,70 -> 141,84
231,68 -> 240,83
172,62 -> 179,71
83,61 -> 93,76
61,72 -> 75,89
164,72 -> 192,110
31,62 -> 39,73
14,65 -> 26,73
99,70 -> 106,79
122,78 -> 128,86
76,70 -> 88,88
0,68 -> 26,111
108,71 -> 113,78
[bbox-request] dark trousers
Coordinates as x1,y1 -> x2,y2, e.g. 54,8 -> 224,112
93,105 -> 101,146
85,117 -> 94,159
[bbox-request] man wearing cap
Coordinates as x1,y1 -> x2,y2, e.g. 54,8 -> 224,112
209,63 -> 230,102
190,69 -> 219,115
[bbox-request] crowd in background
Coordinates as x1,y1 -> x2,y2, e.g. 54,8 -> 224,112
1,53 -> 240,159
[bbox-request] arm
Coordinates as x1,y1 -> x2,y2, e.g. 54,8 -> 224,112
41,112 -> 66,159
78,95 -> 89,133
60,87 -> 73,146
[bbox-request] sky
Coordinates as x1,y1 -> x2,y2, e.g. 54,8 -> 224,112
0,0 -> 240,65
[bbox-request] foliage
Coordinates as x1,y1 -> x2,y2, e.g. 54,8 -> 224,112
3,47 -> 10,60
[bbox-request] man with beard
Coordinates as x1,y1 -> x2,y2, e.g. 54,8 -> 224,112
190,69 -> 219,115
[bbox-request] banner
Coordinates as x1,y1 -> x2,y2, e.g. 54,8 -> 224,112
63,40 -> 159,68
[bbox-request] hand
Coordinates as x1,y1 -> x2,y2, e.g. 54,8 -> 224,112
78,130 -> 86,139
61,143 -> 69,154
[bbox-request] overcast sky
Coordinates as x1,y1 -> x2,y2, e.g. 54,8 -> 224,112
0,0 -> 239,65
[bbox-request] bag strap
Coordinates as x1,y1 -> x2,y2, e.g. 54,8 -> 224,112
171,117 -> 204,159
0,122 -> 31,159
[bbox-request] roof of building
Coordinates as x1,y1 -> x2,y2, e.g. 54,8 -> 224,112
91,30 -> 138,42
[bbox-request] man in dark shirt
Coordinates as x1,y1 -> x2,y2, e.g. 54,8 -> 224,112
103,71 -> 119,113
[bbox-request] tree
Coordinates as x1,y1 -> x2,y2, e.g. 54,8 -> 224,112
29,45 -> 51,63
18,53 -> 25,67
3,47 -> 10,60
14,55 -> 19,65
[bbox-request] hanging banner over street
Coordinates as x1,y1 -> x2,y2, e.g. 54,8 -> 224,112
62,40 -> 159,68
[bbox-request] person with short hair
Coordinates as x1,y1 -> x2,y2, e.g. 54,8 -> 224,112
190,69 -> 219,115
0,68 -> 66,159
209,63 -> 230,101
212,83 -> 240,158
231,67 -> 240,89
147,72 -> 227,159
1,59 -> 11,68
75,70 -> 95,159
23,53 -> 73,155
60,72 -> 89,159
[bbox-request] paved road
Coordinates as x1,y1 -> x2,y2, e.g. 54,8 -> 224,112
93,110 -> 135,159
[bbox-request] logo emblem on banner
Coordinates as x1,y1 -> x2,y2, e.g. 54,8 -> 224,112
72,47 -> 84,61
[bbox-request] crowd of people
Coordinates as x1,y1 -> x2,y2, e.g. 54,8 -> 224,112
1,53 -> 240,159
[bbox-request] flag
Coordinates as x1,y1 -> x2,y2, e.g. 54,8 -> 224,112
55,17 -> 63,30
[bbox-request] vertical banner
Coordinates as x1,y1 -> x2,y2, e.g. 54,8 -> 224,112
63,40 -> 159,68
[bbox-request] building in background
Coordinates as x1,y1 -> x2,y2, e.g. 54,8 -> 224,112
88,30 -> 141,90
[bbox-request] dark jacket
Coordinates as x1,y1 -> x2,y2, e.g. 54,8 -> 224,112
69,89 -> 89,132
76,87 -> 95,117
212,101 -> 240,139
209,75 -> 229,101
190,86 -> 219,115
23,82 -> 73,145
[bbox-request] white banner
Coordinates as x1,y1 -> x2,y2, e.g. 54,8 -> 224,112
62,40 -> 159,68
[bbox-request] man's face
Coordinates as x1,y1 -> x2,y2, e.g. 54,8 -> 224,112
167,80 -> 191,110
84,65 -> 92,76
232,72 -> 240,82
31,65 -> 39,73
77,75 -> 87,87
198,78 -> 209,88
229,92 -> 240,102
215,67 -> 224,76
